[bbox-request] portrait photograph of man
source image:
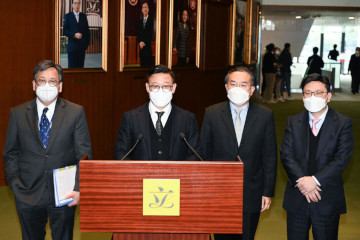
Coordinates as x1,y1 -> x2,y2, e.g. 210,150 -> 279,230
60,0 -> 104,68
123,0 -> 157,68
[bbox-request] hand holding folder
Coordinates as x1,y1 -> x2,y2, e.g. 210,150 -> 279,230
53,165 -> 77,207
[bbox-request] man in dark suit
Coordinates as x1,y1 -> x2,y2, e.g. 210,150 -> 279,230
281,73 -> 353,240
138,2 -> 154,67
3,60 -> 92,240
307,47 -> 324,75
348,47 -> 360,94
63,0 -> 90,68
328,44 -> 339,61
201,66 -> 278,240
114,64 -> 201,160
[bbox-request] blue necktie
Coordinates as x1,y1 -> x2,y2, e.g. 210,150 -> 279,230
40,107 -> 50,148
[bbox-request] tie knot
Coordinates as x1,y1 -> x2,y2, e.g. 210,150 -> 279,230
156,111 -> 164,119
43,107 -> 49,114
235,108 -> 242,117
312,118 -> 320,124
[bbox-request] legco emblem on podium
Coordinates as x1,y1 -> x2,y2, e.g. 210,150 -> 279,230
143,179 -> 180,216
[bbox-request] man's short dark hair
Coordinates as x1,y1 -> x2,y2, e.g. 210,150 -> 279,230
224,66 -> 255,86
301,73 -> 331,92
313,47 -> 319,54
284,43 -> 290,49
147,65 -> 175,83
266,43 -> 275,51
33,60 -> 63,82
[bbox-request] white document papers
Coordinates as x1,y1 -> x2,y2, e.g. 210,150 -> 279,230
53,165 -> 76,207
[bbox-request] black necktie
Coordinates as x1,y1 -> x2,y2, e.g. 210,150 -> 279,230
40,107 -> 50,148
156,111 -> 164,136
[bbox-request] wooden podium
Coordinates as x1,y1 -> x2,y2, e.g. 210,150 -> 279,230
79,160 -> 243,240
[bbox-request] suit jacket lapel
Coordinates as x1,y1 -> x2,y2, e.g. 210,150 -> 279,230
47,98 -> 66,151
169,105 -> 178,158
221,102 -> 237,143
299,111 -> 310,162
241,102 -> 257,144
316,107 -> 336,160
139,103 -> 152,159
26,99 -> 43,147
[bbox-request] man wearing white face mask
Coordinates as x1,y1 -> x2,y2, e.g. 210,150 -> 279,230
201,66 -> 277,240
3,60 -> 92,240
114,65 -> 202,161
281,73 -> 353,240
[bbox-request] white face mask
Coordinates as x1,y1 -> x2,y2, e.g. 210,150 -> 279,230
275,51 -> 280,56
149,90 -> 173,108
36,83 -> 59,103
303,95 -> 327,113
227,87 -> 250,106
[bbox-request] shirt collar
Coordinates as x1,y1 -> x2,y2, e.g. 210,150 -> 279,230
149,101 -> 172,115
36,97 -> 57,122
229,101 -> 249,113
308,105 -> 328,122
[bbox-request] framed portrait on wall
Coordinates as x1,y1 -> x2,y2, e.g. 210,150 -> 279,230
230,0 -> 247,65
119,0 -> 161,71
55,0 -> 108,71
168,0 -> 201,68
250,0 -> 260,63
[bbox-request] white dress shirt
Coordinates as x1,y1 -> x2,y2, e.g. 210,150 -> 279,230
36,98 -> 57,130
148,101 -> 172,129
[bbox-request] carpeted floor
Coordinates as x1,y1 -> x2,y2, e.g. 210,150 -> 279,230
1,100 -> 359,239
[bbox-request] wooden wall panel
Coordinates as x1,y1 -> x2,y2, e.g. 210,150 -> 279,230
202,1 -> 232,70
0,0 -> 234,185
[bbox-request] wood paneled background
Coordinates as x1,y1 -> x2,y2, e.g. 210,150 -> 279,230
0,0 -> 252,185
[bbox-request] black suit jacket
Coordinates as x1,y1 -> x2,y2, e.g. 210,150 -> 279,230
3,98 -> 92,206
307,55 -> 324,74
137,17 -> 154,64
280,107 -> 353,215
201,101 -> 277,212
114,103 -> 201,160
63,12 -> 90,53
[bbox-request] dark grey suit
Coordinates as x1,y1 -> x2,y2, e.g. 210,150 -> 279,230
201,101 -> 277,240
3,97 -> 92,240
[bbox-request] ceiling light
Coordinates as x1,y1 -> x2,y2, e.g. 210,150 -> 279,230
296,16 -> 301,19
349,17 -> 355,20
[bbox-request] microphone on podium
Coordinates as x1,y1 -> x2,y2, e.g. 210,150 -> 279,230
179,132 -> 204,161
121,134 -> 143,160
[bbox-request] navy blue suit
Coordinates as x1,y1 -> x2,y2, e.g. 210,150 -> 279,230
114,103 -> 201,161
281,107 -> 353,240
63,12 -> 90,68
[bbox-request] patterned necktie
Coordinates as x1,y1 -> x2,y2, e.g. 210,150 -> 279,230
234,108 -> 243,146
76,13 -> 79,23
156,111 -> 164,136
311,118 -> 321,136
40,107 -> 50,148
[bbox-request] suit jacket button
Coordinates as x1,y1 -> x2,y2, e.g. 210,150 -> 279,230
158,139 -> 162,142
158,150 -> 162,155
